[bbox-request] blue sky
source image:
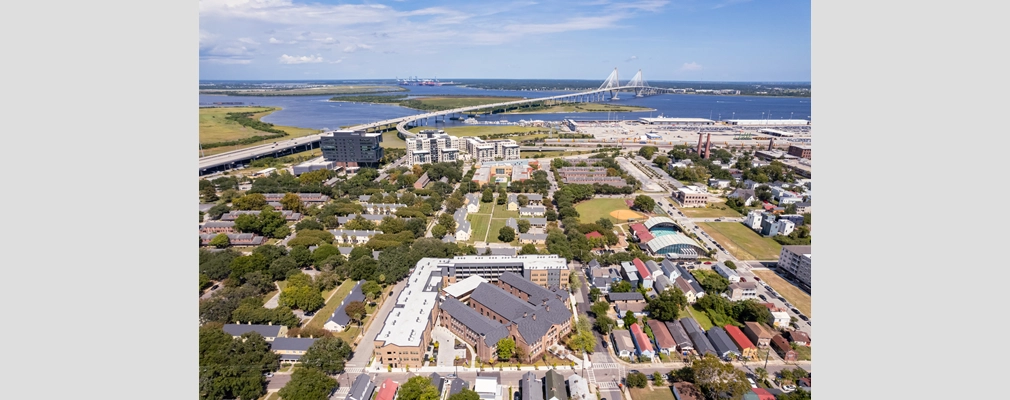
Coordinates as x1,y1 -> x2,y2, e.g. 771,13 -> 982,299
199,0 -> 810,81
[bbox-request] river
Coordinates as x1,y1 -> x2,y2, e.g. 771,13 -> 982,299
198,85 -> 811,130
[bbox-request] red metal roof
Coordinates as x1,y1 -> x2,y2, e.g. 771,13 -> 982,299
724,325 -> 755,349
376,378 -> 399,400
586,231 -> 603,239
633,258 -> 652,280
751,388 -> 775,400
630,323 -> 654,353
629,223 -> 655,243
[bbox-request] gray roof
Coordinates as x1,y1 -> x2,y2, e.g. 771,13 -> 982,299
499,272 -> 564,304
526,218 -> 548,226
545,369 -> 567,400
525,194 -> 543,201
457,220 -> 471,233
328,280 -> 366,327
679,318 -> 716,356
466,193 -> 481,204
506,218 -> 518,230
519,207 -> 546,214
202,221 -> 235,228
346,374 -> 376,400
330,229 -> 382,237
519,233 -> 548,241
270,337 -> 317,352
664,320 -> 693,350
431,373 -> 469,397
222,324 -> 282,338
707,326 -> 740,358
520,372 -> 543,400
660,259 -> 681,280
654,275 -> 674,292
442,234 -> 457,243
588,260 -> 600,268
729,189 -> 755,199
468,282 -> 571,344
439,297 -> 510,347
480,247 -> 518,257
593,277 -> 610,289
645,260 -> 663,273
607,292 -> 644,302
358,195 -> 373,202
675,265 -> 705,294
611,330 -> 636,354
338,247 -> 353,255
338,214 -> 386,224
508,194 -> 518,204
199,203 -> 216,212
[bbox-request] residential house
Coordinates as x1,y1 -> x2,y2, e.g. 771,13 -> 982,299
680,317 -> 716,357
506,218 -> 518,231
200,221 -> 235,234
724,325 -> 758,359
200,233 -> 264,246
745,388 -> 776,400
743,210 -> 764,231
630,323 -> 656,360
771,334 -> 797,362
708,178 -> 731,189
707,326 -> 741,360
788,331 -> 811,346
222,323 -> 286,341
526,218 -> 548,228
465,193 -> 481,213
794,202 -> 811,214
659,259 -> 682,281
337,214 -> 387,226
361,203 -> 407,215
648,319 -> 677,355
743,321 -> 775,348
324,280 -> 366,331
725,281 -> 758,301
770,311 -> 791,328
269,337 -> 317,362
519,372 -> 543,400
519,206 -> 546,217
609,292 -> 647,317
664,320 -> 694,356
674,277 -> 698,304
474,376 -> 501,400
654,275 -> 674,293
519,233 -> 547,245
674,265 -> 706,299
568,374 -> 591,400
430,373 -> 469,399
330,229 -> 382,244
346,375 -> 376,400
375,379 -> 399,400
619,262 -> 640,289
712,263 -> 740,283
728,189 -> 757,206
611,330 -> 635,359
545,369 -> 567,400
632,258 -> 653,290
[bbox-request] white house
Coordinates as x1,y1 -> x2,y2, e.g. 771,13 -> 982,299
465,193 -> 481,213
770,220 -> 795,237
771,311 -> 791,328
744,210 -> 764,231
708,178 -> 731,189
712,263 -> 740,283
455,220 -> 472,242
728,189 -> 757,206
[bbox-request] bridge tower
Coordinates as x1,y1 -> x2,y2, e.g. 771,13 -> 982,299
627,69 -> 648,97
599,68 -> 621,101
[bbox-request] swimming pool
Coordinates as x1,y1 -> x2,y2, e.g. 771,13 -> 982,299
651,226 -> 680,236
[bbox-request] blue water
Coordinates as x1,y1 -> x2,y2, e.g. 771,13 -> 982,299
199,86 -> 811,130
651,226 -> 680,237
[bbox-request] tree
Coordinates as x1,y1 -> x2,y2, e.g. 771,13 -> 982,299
280,193 -> 304,213
482,188 -> 494,203
497,337 -> 516,361
517,219 -> 531,233
633,195 -> 656,212
279,284 -> 325,312
754,367 -> 769,385
638,146 -> 658,160
295,219 -> 325,232
652,372 -> 665,385
277,367 -> 339,400
623,310 -> 638,328
692,354 -> 751,400
517,194 -> 529,207
362,281 -> 382,300
654,155 -> 670,167
199,328 -> 279,400
647,288 -> 688,321
519,244 -> 539,255
207,204 -> 231,220
448,389 -> 481,400
201,186 -> 219,203
232,193 -> 267,210
432,224 -> 448,238
590,300 -> 611,317
589,287 -> 602,302
300,337 -> 353,374
670,366 -> 694,383
610,281 -> 632,293
498,226 -> 516,242
344,301 -> 367,326
209,233 -> 231,248
594,315 -> 615,334
724,260 -> 737,270
626,371 -> 648,388
398,375 -> 441,400
777,389 -> 812,400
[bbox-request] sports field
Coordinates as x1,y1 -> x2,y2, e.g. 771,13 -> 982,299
574,198 -> 643,223
752,269 -> 812,317
695,222 -> 782,260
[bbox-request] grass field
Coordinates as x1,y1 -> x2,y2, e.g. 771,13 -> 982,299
478,201 -> 494,214
678,206 -> 742,219
487,218 -> 518,244
575,198 -> 637,224
695,222 -> 782,260
520,150 -> 594,158
304,280 -> 355,330
792,344 -> 811,361
199,107 -> 318,144
752,269 -> 811,317
202,85 -> 405,96
506,103 -> 654,114
688,305 -> 714,330
381,131 -> 406,148
491,206 -> 520,220
468,214 -> 492,242
408,125 -> 550,137
630,386 -> 676,400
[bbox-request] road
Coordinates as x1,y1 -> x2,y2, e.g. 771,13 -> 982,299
343,278 -> 408,372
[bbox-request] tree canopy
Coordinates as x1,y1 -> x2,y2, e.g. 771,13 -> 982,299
397,375 -> 441,400
497,337 -> 516,360
277,367 -> 339,400
299,337 -> 353,375
199,327 -> 279,400
691,354 -> 751,400
647,288 -> 688,321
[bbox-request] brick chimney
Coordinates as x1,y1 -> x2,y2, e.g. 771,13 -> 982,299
704,133 -> 712,159
768,137 -> 774,151
546,305 -> 550,312
696,133 -> 704,154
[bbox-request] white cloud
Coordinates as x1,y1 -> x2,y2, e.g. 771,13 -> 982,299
238,37 -> 260,45
268,37 -> 283,44
279,54 -> 324,64
329,59 -> 344,64
204,58 -> 252,64
343,43 -> 373,53
680,62 -> 702,71
625,55 -> 638,62
713,0 -> 751,9
609,0 -> 668,12
317,37 -> 338,44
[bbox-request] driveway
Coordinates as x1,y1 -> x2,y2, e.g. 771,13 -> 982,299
431,326 -> 459,367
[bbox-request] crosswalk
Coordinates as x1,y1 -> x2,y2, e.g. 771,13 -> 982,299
596,382 -> 620,389
344,368 -> 364,373
592,362 -> 619,369
333,388 -> 350,398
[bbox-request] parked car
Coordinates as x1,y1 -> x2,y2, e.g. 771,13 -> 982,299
748,378 -> 757,388
791,308 -> 800,314
758,294 -> 767,300
753,277 -> 761,281
740,277 -> 747,282
799,315 -> 809,321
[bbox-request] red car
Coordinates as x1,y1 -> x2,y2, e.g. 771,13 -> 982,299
704,262 -> 712,265
753,277 -> 761,281
740,277 -> 747,282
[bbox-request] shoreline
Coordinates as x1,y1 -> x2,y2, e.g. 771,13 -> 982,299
326,99 -> 657,114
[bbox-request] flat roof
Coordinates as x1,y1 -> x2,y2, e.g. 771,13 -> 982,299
374,258 -> 442,347
442,275 -> 488,298
639,118 -> 715,123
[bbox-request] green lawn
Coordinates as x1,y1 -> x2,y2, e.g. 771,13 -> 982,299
792,344 -> 811,361
304,280 -> 355,330
630,386 -> 676,400
468,214 -> 492,242
381,130 -> 406,148
678,206 -> 742,219
574,198 -> 642,224
478,201 -> 495,214
199,107 -> 320,155
486,218 -> 518,244
491,206 -> 520,220
688,305 -> 714,330
695,222 -> 783,260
